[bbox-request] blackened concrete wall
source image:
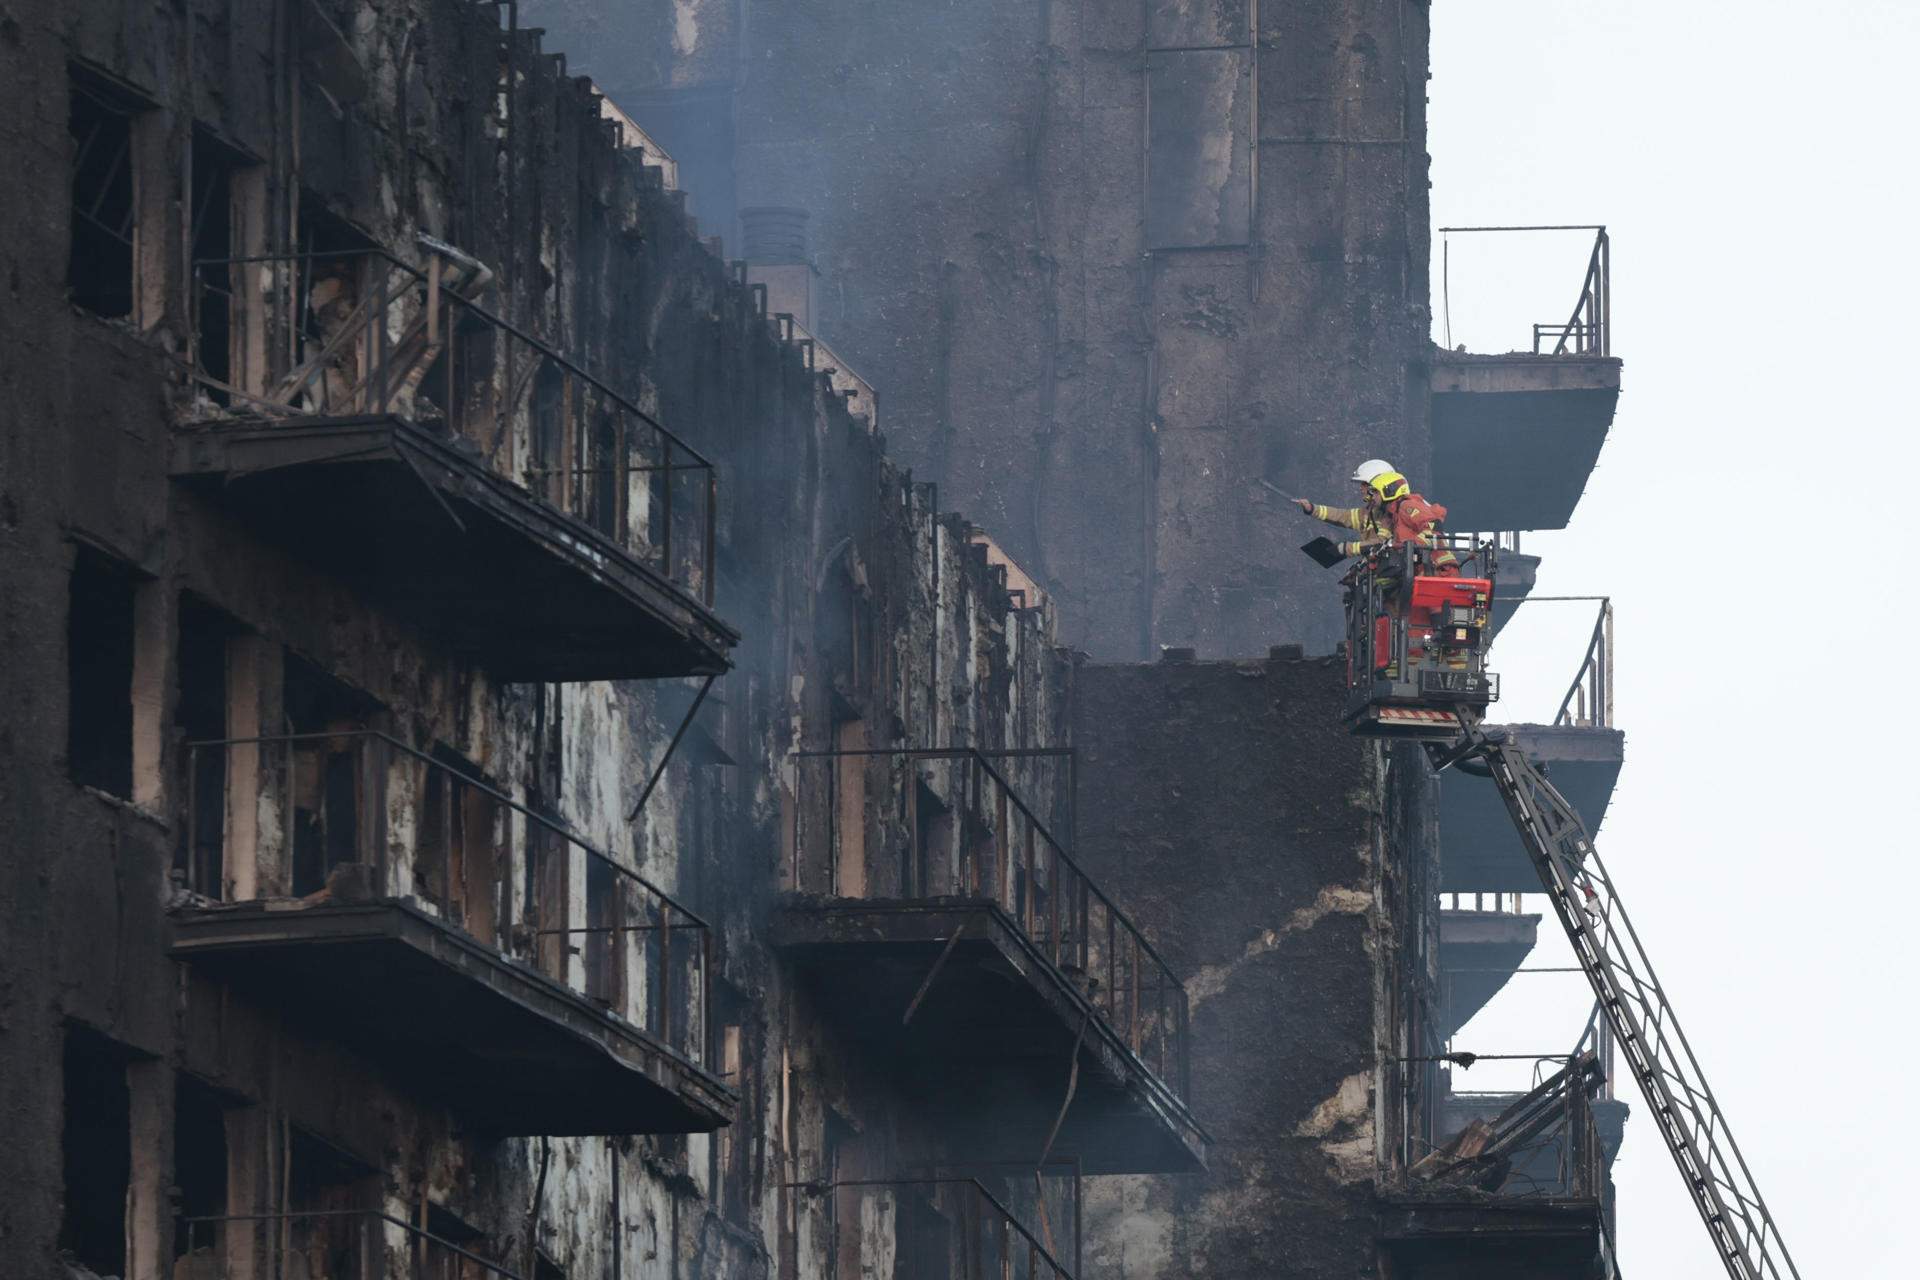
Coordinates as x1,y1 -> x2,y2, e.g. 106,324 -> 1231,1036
0,3 -> 1081,1277
1069,653 -> 1440,1277
526,0 -> 1436,661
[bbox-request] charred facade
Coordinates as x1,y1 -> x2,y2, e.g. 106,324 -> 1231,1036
4,2 -> 1629,1279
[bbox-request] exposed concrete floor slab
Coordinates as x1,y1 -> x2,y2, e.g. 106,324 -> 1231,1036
1437,908 -> 1541,1038
1431,353 -> 1622,531
1441,725 -> 1624,892
1490,551 -> 1541,638
169,898 -> 736,1136
772,896 -> 1208,1175
170,416 -> 738,681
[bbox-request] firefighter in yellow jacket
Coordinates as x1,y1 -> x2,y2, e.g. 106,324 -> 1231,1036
1295,459 -> 1459,574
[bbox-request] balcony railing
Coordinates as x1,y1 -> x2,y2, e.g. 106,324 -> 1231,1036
1439,224 -> 1611,357
171,1209 -> 522,1280
1413,1050 -> 1608,1200
179,730 -> 711,1069
1441,891 -> 1528,913
185,239 -> 716,605
789,747 -> 1190,1101
1552,597 -> 1614,729
818,1178 -> 1075,1280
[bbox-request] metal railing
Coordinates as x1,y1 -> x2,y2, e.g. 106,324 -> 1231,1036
1414,1051 -> 1607,1200
1536,228 -> 1611,355
1444,530 -> 1523,556
179,731 -> 712,1069
818,1179 -> 1074,1280
1439,224 -> 1611,357
1441,891 -> 1528,914
789,747 -> 1190,1101
185,240 -> 717,605
170,1209 -> 523,1280
1553,597 -> 1614,728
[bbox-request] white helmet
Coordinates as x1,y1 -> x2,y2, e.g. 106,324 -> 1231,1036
1351,458 -> 1395,484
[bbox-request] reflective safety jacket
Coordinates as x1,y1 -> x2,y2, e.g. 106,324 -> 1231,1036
1308,494 -> 1459,571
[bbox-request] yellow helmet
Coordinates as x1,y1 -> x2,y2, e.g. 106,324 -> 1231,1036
1367,470 -> 1410,502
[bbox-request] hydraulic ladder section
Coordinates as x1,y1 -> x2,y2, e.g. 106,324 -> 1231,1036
1437,724 -> 1800,1280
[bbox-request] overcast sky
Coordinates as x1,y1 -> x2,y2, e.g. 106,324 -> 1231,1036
1428,2 -> 1920,1274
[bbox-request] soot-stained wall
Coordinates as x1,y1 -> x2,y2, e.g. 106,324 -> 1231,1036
1069,653 -> 1439,1277
0,3 -> 1073,1277
524,0 -> 1436,661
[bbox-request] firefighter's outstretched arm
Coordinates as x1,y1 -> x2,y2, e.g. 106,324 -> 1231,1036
1294,499 -> 1383,559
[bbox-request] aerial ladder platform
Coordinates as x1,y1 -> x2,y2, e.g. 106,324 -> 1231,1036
1336,540 -> 1800,1280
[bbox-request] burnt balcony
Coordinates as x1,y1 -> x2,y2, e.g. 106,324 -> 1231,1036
1444,599 -> 1622,892
173,240 -> 734,681
1383,1051 -> 1618,1279
168,731 -> 733,1136
774,749 -> 1207,1175
1430,227 -> 1622,532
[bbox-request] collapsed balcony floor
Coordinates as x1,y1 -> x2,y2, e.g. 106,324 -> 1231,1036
170,897 -> 735,1136
773,897 -> 1208,1175
169,415 -> 737,681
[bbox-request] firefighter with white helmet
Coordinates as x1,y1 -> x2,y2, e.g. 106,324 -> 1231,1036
1294,460 -> 1458,574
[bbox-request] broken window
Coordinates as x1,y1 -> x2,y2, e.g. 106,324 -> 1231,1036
290,198 -> 380,414
59,1025 -> 132,1277
286,1127 -> 378,1276
531,361 -> 567,505
713,1019 -> 748,1218
417,746 -> 504,943
830,713 -> 867,897
582,854 -> 623,1010
896,1187 -> 952,1278
172,1076 -> 230,1265
284,656 -> 377,896
907,776 -> 951,897
68,67 -> 145,318
190,131 -> 252,400
67,546 -> 138,796
423,1202 -> 507,1279
176,595 -> 242,893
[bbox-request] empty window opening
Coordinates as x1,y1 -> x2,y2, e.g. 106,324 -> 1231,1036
830,713 -> 867,898
190,131 -> 249,400
284,657 -> 377,896
177,596 -> 242,894
525,797 -> 573,982
423,1202 -> 502,1277
583,854 -> 622,1010
291,198 -> 379,414
288,1127 -> 378,1276
908,777 -> 952,898
172,1076 -> 230,1264
59,1026 -> 132,1277
418,745 -> 503,945
896,1188 -> 951,1278
531,361 -> 567,505
68,546 -> 138,796
68,67 -> 144,317
588,410 -> 621,538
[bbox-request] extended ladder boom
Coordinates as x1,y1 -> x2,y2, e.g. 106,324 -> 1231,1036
1466,731 -> 1799,1280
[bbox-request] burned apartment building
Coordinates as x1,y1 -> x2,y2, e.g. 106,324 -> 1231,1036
4,1 -> 1634,1279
